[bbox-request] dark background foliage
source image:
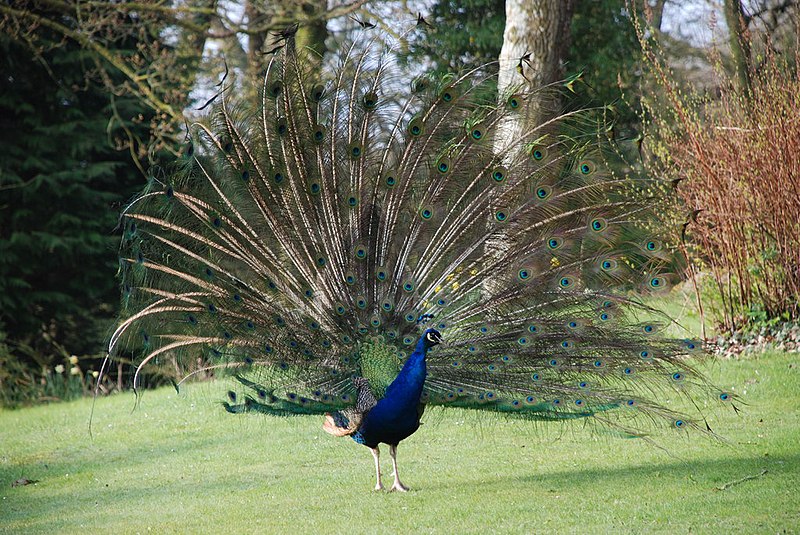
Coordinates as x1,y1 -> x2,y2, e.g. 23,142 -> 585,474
0,11 -> 159,403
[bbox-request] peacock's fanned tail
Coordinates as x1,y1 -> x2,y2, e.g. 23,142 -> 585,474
110,27 -> 732,437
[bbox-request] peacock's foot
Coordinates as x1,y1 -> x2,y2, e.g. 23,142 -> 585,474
374,481 -> 384,491
390,481 -> 409,492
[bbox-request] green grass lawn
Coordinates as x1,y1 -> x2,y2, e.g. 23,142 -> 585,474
1,350 -> 798,534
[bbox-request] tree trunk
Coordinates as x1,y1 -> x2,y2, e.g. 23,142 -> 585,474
495,0 -> 576,156
246,0 -> 328,80
497,0 -> 576,116
175,0 -> 217,109
724,0 -> 752,100
245,0 -> 267,78
487,1 -> 576,288
649,0 -> 667,32
295,1 -> 328,60
493,0 -> 577,170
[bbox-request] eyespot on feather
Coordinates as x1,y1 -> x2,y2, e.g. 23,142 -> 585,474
577,160 -> 596,175
408,117 -> 425,137
440,85 -> 459,102
412,76 -> 430,93
489,165 -> 507,183
309,83 -> 325,102
362,91 -> 378,110
267,80 -> 283,98
589,217 -> 608,233
530,145 -> 548,161
469,121 -> 487,142
599,258 -> 618,272
312,124 -> 326,143
641,239 -> 663,253
534,184 -> 552,200
348,142 -> 364,159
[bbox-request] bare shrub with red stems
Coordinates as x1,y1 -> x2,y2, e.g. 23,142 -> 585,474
636,16 -> 800,333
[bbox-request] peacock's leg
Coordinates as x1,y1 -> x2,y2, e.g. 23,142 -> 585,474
370,447 -> 383,491
388,444 -> 408,492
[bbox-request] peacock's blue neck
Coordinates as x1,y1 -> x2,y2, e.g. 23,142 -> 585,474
383,337 -> 429,403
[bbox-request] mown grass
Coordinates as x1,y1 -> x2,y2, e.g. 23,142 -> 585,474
1,350 -> 798,534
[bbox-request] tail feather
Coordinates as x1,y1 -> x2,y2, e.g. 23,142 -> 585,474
108,26 -> 733,439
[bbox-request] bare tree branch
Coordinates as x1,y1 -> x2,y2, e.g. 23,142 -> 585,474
0,3 -> 179,119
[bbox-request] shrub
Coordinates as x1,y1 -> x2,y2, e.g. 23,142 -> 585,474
638,22 -> 800,333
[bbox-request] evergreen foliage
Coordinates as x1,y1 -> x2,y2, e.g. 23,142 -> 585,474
569,0 -> 641,128
0,22 -> 153,403
408,0 -> 505,72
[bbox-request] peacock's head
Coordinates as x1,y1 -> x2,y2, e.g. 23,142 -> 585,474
422,328 -> 443,349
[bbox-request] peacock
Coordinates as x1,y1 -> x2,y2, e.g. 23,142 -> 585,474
108,24 -> 732,492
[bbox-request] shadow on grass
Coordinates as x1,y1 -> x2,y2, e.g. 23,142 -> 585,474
3,428 -> 796,532
423,452 -> 794,492
5,441 -> 794,498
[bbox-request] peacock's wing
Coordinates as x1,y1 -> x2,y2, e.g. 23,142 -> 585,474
322,376 -> 378,436
110,26 -> 731,430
